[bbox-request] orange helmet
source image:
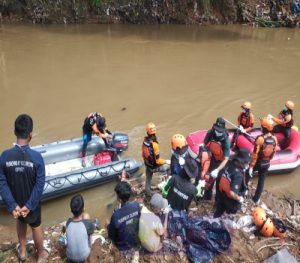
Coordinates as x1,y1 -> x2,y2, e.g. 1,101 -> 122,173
171,134 -> 187,150
260,117 -> 273,132
241,101 -> 251,110
252,207 -> 267,227
273,218 -> 286,239
260,218 -> 274,237
146,122 -> 156,135
285,100 -> 294,110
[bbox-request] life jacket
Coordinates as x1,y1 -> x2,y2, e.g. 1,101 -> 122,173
218,162 -> 244,199
258,134 -> 277,162
207,141 -> 224,161
239,112 -> 251,128
197,146 -> 213,190
142,137 -> 156,169
218,166 -> 232,199
279,109 -> 294,128
171,150 -> 188,176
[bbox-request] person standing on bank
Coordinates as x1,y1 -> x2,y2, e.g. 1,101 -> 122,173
248,117 -> 277,204
0,114 -> 48,262
81,112 -> 112,167
203,117 -> 230,200
142,122 -> 170,197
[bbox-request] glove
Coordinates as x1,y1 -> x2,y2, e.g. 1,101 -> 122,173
178,157 -> 185,166
196,180 -> 206,197
267,114 -> 273,120
239,196 -> 244,203
239,125 -> 245,133
163,204 -> 172,214
165,160 -> 171,165
248,167 -> 253,178
210,169 -> 219,179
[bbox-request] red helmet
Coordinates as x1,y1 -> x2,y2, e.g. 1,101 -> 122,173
285,101 -> 294,110
146,122 -> 156,135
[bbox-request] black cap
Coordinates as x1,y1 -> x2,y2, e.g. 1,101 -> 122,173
215,117 -> 225,128
233,148 -> 252,164
182,155 -> 198,179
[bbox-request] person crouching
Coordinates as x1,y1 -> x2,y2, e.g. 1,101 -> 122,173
214,148 -> 251,218
66,194 -> 95,263
139,193 -> 169,253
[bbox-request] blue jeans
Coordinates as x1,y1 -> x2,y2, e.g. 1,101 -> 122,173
82,132 -> 92,157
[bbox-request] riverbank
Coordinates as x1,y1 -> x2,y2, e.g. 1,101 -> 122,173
0,175 -> 299,263
0,0 -> 299,27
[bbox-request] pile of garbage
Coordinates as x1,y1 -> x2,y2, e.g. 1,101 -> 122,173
0,0 -> 299,27
1,174 -> 299,263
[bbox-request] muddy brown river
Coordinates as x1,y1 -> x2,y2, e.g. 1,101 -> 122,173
0,24 -> 299,227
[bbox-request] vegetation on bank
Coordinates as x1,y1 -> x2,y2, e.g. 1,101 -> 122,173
0,0 -> 299,26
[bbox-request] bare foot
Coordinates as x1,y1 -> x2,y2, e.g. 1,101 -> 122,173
37,249 -> 49,263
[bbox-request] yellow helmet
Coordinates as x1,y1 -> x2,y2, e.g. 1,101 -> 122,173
241,101 -> 251,110
146,122 -> 156,135
260,117 -> 273,132
285,100 -> 294,110
171,134 -> 187,150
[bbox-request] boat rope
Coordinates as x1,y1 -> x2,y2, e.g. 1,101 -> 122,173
43,159 -> 133,191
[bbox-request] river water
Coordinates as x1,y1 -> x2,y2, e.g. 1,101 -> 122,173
0,24 -> 299,227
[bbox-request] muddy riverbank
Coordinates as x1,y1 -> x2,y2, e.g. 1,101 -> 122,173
0,176 -> 299,263
0,0 -> 299,27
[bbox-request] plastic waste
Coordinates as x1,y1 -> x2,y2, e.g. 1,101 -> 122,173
58,235 -> 67,246
264,248 -> 299,263
196,180 -> 206,197
236,215 -> 254,229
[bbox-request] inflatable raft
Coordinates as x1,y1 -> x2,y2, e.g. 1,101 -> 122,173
0,133 -> 141,207
187,128 -> 300,173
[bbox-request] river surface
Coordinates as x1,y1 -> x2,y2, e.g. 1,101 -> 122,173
0,24 -> 299,227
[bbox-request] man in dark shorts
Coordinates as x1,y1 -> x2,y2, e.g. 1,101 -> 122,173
0,114 -> 48,262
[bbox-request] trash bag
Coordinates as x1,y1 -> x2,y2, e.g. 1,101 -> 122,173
186,218 -> 231,254
186,239 -> 215,263
167,210 -> 188,237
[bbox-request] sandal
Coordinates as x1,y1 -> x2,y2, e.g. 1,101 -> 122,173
16,244 -> 28,262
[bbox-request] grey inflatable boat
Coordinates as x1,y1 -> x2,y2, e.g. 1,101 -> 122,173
0,133 -> 141,206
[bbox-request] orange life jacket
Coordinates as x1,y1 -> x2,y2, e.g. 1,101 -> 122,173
142,138 -> 156,168
259,135 -> 277,162
239,112 -> 251,128
207,141 -> 224,161
197,146 -> 212,190
218,174 -> 231,199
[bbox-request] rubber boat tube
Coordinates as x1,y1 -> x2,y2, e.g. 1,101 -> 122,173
0,134 -> 141,207
187,128 -> 300,173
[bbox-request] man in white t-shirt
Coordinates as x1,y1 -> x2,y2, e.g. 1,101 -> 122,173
139,193 -> 169,252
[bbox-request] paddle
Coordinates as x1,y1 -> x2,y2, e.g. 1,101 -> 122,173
223,118 -> 256,139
